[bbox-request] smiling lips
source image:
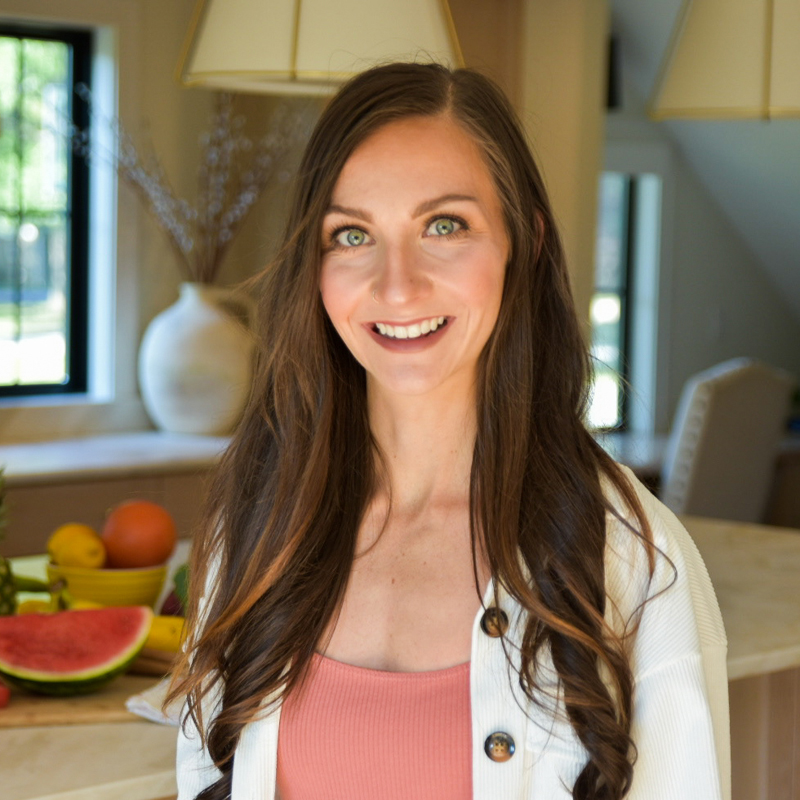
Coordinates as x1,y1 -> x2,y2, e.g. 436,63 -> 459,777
373,316 -> 447,340
366,316 -> 452,351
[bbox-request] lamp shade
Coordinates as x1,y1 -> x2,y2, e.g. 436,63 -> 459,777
650,0 -> 800,119
178,0 -> 464,95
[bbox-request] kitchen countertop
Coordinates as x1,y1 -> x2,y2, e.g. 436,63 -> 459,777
685,515 -> 800,680
0,432 -> 230,486
5,514 -> 800,799
3,720 -> 178,800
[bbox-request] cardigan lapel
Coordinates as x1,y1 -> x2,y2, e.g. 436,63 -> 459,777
232,695 -> 283,799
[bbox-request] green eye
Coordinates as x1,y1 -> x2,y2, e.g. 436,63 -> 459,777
336,228 -> 368,247
427,217 -> 462,236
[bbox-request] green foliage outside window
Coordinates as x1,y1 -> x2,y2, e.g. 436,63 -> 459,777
0,28 -> 88,393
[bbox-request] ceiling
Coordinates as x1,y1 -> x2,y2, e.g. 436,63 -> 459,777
610,0 -> 800,321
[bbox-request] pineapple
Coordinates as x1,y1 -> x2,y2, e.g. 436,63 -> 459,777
0,468 -> 16,615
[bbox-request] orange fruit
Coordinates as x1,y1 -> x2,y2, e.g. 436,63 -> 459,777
101,500 -> 177,568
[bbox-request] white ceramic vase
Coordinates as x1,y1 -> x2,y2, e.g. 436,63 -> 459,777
138,282 -> 254,435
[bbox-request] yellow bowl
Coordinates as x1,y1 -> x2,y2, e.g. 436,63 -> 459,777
46,563 -> 167,608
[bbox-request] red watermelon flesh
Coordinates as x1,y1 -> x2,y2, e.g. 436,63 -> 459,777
0,607 -> 153,695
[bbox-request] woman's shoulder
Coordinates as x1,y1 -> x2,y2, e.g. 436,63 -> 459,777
601,462 -> 712,588
601,464 -> 727,657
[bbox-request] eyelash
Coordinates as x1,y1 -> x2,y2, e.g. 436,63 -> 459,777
324,215 -> 469,252
326,225 -> 370,251
425,214 -> 469,238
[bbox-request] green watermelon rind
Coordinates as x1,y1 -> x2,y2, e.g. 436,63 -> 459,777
0,649 -> 141,695
0,606 -> 153,696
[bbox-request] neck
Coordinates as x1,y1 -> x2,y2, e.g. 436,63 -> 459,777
367,379 -> 477,514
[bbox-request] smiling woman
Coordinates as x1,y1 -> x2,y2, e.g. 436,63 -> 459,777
170,62 -> 729,800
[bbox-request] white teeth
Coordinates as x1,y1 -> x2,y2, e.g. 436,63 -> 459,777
374,316 -> 446,339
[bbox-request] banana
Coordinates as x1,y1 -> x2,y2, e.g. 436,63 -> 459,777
145,615 -> 185,653
17,599 -> 52,614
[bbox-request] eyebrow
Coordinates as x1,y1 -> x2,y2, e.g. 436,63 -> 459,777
325,193 -> 480,222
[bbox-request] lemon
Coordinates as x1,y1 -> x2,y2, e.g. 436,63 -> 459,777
56,534 -> 106,568
48,523 -> 97,560
47,523 -> 106,568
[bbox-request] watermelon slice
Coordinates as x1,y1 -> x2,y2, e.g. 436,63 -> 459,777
0,606 -> 153,696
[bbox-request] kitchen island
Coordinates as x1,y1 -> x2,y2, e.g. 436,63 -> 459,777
687,515 -> 800,680
4,515 -> 800,800
4,718 -> 178,800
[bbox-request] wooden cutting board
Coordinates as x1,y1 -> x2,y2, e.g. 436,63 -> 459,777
0,673 -> 165,728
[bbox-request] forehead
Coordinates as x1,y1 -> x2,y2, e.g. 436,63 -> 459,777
331,114 -> 499,202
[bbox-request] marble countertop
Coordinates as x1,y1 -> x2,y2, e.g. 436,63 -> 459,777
3,720 -> 177,800
685,515 -> 800,681
0,432 -> 230,486
5,514 -> 800,799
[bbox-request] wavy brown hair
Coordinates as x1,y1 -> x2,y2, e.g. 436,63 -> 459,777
169,62 -> 659,800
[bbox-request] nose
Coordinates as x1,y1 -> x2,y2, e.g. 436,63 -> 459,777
372,238 -> 432,306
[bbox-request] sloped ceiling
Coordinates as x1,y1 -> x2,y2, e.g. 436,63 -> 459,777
610,0 -> 800,321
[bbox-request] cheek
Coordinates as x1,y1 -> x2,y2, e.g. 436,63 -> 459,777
457,251 -> 507,317
319,264 -> 358,336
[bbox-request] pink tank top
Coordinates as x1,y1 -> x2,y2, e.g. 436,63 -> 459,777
276,652 -> 472,799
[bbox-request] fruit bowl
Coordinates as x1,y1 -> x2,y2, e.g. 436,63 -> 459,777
46,563 -> 167,608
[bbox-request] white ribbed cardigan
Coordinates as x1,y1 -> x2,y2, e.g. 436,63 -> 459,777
176,468 -> 730,799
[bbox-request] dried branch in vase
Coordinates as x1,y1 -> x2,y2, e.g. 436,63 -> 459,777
71,90 -> 311,284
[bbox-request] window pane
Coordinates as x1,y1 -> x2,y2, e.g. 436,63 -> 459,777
0,38 -> 20,210
595,173 -> 629,291
0,33 -> 74,390
0,213 -> 68,386
588,368 -> 620,429
590,293 -> 623,372
589,172 -> 631,430
21,215 -> 68,382
21,39 -> 69,213
588,293 -> 623,428
0,213 -> 19,384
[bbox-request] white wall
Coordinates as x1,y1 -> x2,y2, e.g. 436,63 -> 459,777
606,81 -> 800,433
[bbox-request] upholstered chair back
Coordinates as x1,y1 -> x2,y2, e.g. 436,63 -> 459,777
661,358 -> 796,522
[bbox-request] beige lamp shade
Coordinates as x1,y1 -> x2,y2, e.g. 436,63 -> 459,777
178,0 -> 464,95
650,0 -> 800,119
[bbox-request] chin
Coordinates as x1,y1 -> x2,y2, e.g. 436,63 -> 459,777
366,364 -> 474,399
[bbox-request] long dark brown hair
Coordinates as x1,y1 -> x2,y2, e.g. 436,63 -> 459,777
169,62 -> 659,800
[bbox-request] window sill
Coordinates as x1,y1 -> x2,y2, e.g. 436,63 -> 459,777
0,431 -> 230,487
0,392 -> 109,410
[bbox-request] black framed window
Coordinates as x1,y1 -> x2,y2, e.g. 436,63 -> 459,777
0,23 -> 91,397
588,172 -> 635,430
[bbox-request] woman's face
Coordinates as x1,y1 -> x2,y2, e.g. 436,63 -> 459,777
319,114 -> 509,399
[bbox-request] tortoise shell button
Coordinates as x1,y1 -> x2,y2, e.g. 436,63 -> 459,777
484,731 -> 515,762
480,607 -> 509,638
